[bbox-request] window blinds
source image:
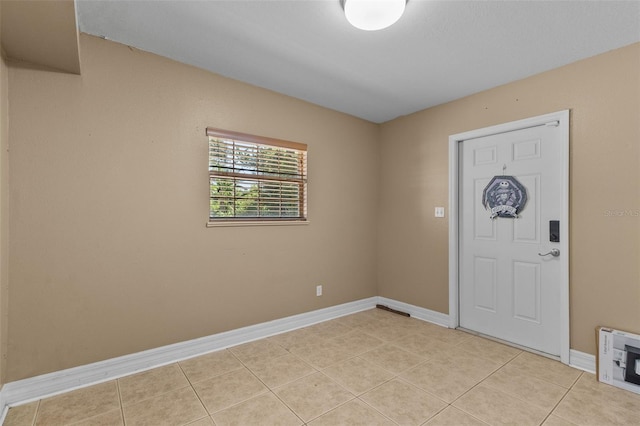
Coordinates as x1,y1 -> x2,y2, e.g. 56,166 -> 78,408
207,128 -> 307,221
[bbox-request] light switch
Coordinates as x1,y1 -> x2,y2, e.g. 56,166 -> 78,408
435,207 -> 445,218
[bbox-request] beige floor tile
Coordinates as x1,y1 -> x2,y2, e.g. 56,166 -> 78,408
246,353 -> 316,388
118,363 -> 190,406
322,356 -> 394,395
228,339 -> 289,365
453,384 -> 550,426
36,381 -> 120,425
308,399 -> 395,426
4,401 -> 39,426
17,316 -> 612,426
551,377 -> 640,426
360,378 -> 447,425
122,386 -> 207,426
440,351 -> 504,375
400,352 -> 501,403
352,318 -> 392,334
186,417 -> 215,426
329,329 -> 385,355
506,352 -> 581,388
273,372 -> 354,422
416,326 -> 474,346
455,335 -> 522,364
423,406 -> 488,426
542,415 -> 577,426
303,320 -> 353,339
552,390 -> 631,426
70,408 -> 124,426
363,323 -> 415,343
211,393 -> 302,426
395,316 -> 435,332
393,332 -> 460,359
429,349 -> 504,373
375,311 -> 416,327
482,364 -> 568,410
359,344 -> 425,374
179,349 -> 244,384
400,364 -> 476,404
410,321 -> 450,335
570,372 -> 640,412
192,367 -> 268,414
361,308 -> 399,321
289,340 -> 355,369
268,328 -> 316,350
331,311 -> 379,328
355,310 -> 386,321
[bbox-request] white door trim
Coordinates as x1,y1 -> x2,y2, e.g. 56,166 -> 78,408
448,110 -> 570,364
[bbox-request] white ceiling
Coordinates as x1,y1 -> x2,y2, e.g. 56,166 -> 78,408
76,0 -> 640,123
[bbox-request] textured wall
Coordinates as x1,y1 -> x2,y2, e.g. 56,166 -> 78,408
378,43 -> 640,355
6,34 -> 379,381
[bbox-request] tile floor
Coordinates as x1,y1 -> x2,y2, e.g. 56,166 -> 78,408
5,308 -> 640,425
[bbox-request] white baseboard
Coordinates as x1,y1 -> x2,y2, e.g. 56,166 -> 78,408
569,349 -> 596,374
376,297 -> 450,327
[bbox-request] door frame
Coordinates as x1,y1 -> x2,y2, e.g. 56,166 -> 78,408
448,110 -> 570,364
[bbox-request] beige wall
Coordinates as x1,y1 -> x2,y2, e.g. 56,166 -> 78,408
4,31 -> 639,383
378,42 -> 640,355
6,34 -> 379,381
0,0 -> 80,74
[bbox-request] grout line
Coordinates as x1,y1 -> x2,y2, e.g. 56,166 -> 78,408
450,404 -> 492,426
539,372 -> 582,426
115,379 -> 125,425
175,361 -> 211,421
426,404 -> 451,425
269,386 -> 306,425
32,399 -> 41,426
355,395 -> 400,425
304,396 -> 357,425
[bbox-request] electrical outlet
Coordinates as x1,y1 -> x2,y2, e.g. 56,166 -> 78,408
435,207 -> 445,218
316,285 -> 322,296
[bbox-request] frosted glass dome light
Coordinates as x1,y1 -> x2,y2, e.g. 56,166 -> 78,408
344,0 -> 406,31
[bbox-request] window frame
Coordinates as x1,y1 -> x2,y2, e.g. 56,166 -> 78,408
206,127 -> 308,227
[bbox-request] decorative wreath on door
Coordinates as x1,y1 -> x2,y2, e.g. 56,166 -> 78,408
482,175 -> 528,219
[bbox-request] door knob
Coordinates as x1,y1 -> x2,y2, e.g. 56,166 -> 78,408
538,248 -> 560,257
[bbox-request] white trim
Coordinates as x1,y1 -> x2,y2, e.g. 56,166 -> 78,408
206,220 -> 310,228
569,349 -> 596,374
448,134 -> 460,330
376,297 -> 450,328
0,297 -> 377,414
558,111 -> 571,365
448,110 -> 571,365
0,395 -> 6,424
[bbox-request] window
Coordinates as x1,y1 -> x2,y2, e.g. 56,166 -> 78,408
207,128 -> 308,224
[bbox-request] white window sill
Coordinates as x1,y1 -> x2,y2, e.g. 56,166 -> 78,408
206,220 -> 309,228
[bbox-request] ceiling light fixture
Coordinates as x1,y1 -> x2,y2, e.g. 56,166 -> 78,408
344,0 -> 406,31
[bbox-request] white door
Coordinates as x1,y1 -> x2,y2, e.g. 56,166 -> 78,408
458,114 -> 568,357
